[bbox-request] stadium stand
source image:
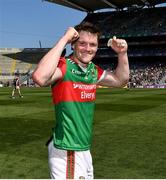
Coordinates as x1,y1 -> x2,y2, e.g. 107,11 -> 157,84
0,48 -> 50,86
83,7 -> 166,38
45,0 -> 166,12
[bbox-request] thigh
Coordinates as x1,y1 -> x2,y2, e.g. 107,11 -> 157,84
74,150 -> 94,179
16,86 -> 20,90
48,141 -> 67,179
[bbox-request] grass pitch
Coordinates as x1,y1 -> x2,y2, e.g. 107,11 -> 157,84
0,87 -> 166,178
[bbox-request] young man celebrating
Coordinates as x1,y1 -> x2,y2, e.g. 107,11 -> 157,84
32,22 -> 129,179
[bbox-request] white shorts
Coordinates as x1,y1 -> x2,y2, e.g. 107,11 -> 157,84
14,86 -> 20,90
48,141 -> 94,179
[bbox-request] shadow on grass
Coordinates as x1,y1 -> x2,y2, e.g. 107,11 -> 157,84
96,103 -> 156,112
0,99 -> 34,105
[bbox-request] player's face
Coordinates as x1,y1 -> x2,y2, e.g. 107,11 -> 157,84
73,31 -> 98,67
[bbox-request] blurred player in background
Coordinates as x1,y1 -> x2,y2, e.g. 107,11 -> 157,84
11,75 -> 23,99
32,22 -> 129,179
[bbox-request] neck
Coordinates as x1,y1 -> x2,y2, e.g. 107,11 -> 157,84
72,56 -> 89,68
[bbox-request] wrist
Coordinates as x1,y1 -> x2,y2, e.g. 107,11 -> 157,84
118,51 -> 128,57
61,35 -> 69,44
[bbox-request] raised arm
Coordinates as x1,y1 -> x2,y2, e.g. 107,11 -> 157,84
99,36 -> 129,87
32,27 -> 79,86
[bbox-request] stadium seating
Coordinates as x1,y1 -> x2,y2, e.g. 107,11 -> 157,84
84,7 -> 166,38
0,48 -> 50,86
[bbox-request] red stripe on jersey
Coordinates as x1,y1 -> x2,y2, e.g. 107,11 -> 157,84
96,65 -> 104,80
58,57 -> 67,77
52,81 -> 97,104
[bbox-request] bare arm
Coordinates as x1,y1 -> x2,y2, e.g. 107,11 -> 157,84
32,27 -> 79,86
99,36 -> 129,87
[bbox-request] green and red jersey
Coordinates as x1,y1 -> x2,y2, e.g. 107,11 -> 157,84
51,57 -> 105,151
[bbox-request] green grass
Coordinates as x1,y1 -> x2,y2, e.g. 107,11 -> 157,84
0,87 -> 166,178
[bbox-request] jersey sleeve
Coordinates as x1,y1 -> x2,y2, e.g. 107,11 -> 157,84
51,57 -> 67,87
96,65 -> 106,83
57,57 -> 67,78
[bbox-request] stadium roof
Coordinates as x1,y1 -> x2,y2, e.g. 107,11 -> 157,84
45,0 -> 166,12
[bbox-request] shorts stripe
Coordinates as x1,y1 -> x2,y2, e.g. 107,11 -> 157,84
66,151 -> 75,179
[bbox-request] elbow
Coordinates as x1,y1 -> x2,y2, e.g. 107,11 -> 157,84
115,74 -> 129,88
32,71 -> 47,87
122,79 -> 129,87
120,75 -> 129,87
